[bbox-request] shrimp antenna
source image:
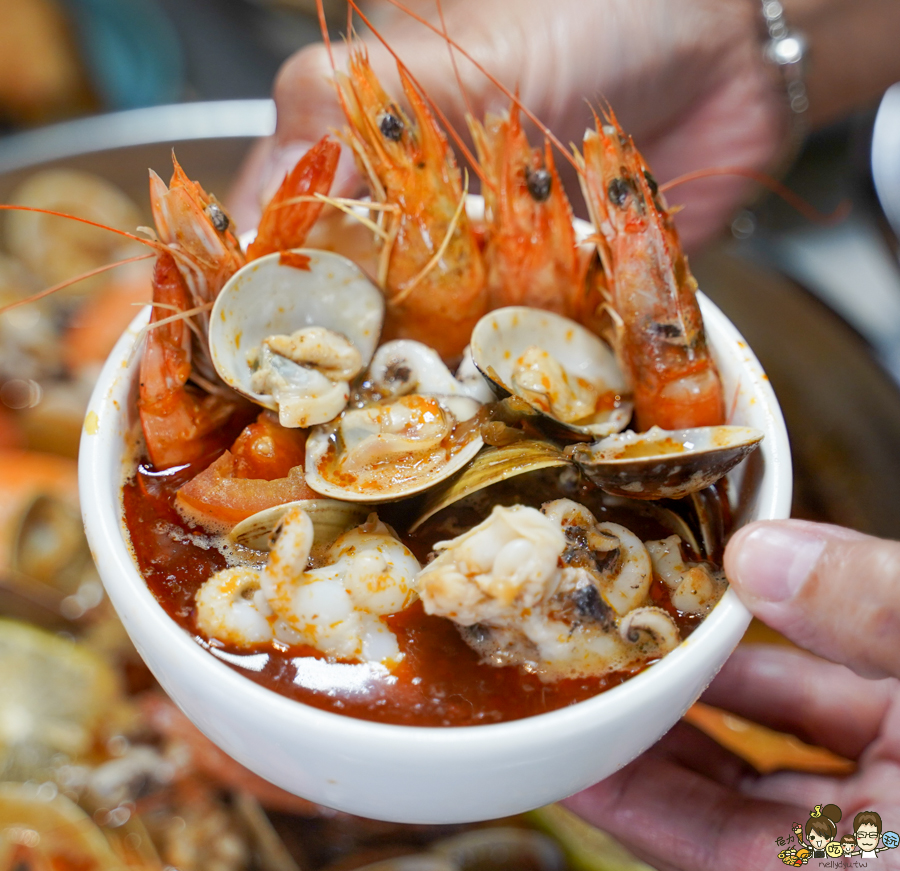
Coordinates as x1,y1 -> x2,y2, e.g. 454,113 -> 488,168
659,167 -> 851,226
0,205 -> 164,250
315,0 -> 335,70
435,0 -> 475,122
366,0 -> 580,175
344,0 -> 487,186
0,253 -> 155,316
434,0 -> 496,195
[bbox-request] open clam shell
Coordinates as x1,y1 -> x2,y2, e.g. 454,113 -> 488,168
470,307 -> 632,437
410,439 -> 570,531
567,425 -> 763,500
368,340 -> 495,404
228,499 -> 369,551
304,395 -> 485,503
209,249 -> 384,423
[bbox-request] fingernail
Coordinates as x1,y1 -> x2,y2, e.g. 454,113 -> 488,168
730,524 -> 826,602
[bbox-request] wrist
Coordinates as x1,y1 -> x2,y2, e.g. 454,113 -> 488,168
780,0 -> 900,127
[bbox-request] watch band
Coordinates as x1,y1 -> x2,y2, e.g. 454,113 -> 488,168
761,0 -> 809,149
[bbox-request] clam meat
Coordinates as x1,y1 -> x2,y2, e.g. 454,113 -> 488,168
248,326 -> 364,427
304,394 -> 484,502
470,307 -> 632,437
209,249 -> 384,426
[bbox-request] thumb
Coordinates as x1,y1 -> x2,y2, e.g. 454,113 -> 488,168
228,42 -> 360,229
724,519 -> 900,679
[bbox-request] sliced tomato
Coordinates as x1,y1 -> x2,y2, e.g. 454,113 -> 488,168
176,412 -> 316,530
230,410 -> 308,480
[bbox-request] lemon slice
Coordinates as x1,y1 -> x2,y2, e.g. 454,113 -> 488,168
0,782 -> 121,869
0,619 -> 119,777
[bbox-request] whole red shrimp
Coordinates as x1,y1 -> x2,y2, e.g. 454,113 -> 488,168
470,103 -> 584,317
335,46 -> 487,362
578,111 -> 725,431
139,140 -> 339,470
138,252 -> 242,470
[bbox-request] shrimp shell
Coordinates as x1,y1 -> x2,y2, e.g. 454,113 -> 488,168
578,111 -> 725,430
335,48 -> 487,362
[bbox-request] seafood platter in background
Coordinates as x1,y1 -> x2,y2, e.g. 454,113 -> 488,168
77,3 -> 788,823
0,167 -> 154,456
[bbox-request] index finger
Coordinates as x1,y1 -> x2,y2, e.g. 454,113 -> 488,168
702,645 -> 892,760
563,753 -> 805,871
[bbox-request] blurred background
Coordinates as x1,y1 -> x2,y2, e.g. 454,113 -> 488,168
0,0 -> 318,125
0,1 -> 899,868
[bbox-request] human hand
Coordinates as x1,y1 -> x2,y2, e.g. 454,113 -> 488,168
230,0 -> 789,250
564,519 -> 900,871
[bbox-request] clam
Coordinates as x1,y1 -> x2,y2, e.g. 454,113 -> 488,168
301,337 -> 500,503
304,393 -> 485,503
228,499 -> 369,551
368,339 -> 495,403
470,306 -> 632,437
209,249 -> 384,427
567,424 -> 764,500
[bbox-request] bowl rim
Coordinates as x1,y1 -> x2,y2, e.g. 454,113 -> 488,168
80,284 -> 792,742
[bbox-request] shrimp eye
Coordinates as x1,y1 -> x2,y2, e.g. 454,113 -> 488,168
653,322 -> 683,340
643,170 -> 659,196
206,203 -> 229,232
525,167 -> 552,202
378,111 -> 405,141
607,177 -> 630,207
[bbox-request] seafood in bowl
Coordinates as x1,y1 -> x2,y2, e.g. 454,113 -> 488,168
74,39 -> 790,821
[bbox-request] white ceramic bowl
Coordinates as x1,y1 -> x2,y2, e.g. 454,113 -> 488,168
80,248 -> 791,826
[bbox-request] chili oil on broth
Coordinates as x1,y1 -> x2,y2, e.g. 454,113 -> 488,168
122,438 -> 709,727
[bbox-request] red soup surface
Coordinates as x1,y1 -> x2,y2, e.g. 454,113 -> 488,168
124,460 -> 703,727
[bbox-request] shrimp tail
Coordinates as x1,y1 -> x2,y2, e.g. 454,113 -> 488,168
246,136 -> 341,260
